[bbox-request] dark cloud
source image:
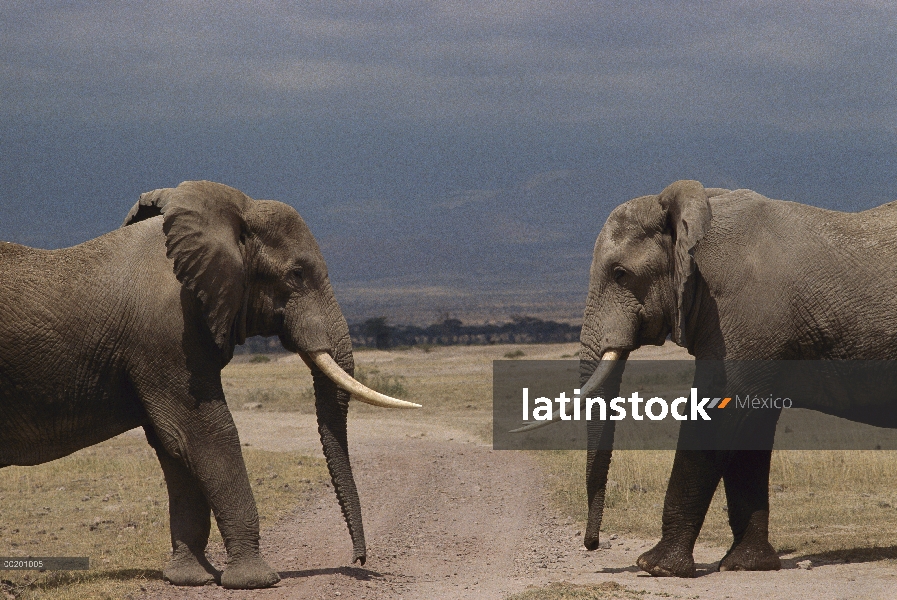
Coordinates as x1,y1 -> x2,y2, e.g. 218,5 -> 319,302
2,2 -> 896,321
3,2 -> 895,127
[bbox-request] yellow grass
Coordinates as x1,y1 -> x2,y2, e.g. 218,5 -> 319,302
507,581 -> 647,600
0,434 -> 327,599
223,343 -> 580,442
538,449 -> 897,557
228,344 -> 897,561
223,357 -> 316,412
223,357 -> 408,412
8,343 -> 897,598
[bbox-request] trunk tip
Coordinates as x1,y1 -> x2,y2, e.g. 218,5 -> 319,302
584,537 -> 601,551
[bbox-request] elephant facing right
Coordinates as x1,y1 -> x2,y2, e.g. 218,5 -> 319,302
569,180 -> 897,577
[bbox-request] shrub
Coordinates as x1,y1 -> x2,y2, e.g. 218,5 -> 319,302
353,368 -> 408,398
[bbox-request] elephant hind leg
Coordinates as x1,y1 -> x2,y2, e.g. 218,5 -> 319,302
145,426 -> 220,586
719,450 -> 780,572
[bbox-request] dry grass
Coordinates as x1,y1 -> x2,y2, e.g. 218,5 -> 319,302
353,344 -> 579,443
222,357 -> 409,412
10,342 -> 897,597
537,449 -> 897,557
228,344 -> 897,563
0,434 -> 327,600
507,581 -> 648,600
223,356 -> 316,412
223,343 -> 581,443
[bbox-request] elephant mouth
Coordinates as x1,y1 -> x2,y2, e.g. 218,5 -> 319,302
509,349 -> 624,433
303,350 -> 422,409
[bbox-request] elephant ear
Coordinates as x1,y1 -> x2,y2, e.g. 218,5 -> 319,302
122,187 -> 172,227
124,181 -> 250,355
657,180 -> 712,347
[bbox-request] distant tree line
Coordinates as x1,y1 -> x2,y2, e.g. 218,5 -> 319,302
234,316 -> 580,354
234,316 -> 581,354
235,335 -> 287,354
351,316 -> 580,349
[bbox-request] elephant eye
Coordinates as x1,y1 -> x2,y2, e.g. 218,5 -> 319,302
613,266 -> 627,283
291,267 -> 304,281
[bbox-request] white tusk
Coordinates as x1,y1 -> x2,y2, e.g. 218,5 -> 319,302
509,350 -> 622,433
579,350 -> 623,398
307,351 -> 422,409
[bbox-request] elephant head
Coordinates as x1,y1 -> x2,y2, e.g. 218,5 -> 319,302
123,180 -> 418,564
579,180 -> 714,550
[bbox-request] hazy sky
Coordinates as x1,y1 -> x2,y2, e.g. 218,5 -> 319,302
2,1 -> 896,322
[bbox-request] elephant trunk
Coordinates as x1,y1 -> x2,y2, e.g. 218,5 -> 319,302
308,290 -> 367,564
582,351 -> 628,551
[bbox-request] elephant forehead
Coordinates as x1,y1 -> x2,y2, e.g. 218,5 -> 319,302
250,201 -> 316,243
248,201 -> 327,268
601,196 -> 664,246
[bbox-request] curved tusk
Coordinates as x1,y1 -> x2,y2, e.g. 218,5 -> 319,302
579,350 -> 623,398
307,351 -> 422,409
509,350 -> 622,433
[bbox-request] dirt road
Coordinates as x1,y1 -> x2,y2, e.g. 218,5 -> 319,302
135,411 -> 897,600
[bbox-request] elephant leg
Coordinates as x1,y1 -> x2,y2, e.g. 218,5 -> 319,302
719,450 -> 780,571
637,449 -> 722,578
147,399 -> 279,589
145,426 -> 220,586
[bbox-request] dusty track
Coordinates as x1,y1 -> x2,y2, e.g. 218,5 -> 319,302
136,413 -> 897,600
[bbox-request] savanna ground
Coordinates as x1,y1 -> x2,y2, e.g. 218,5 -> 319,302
1,343 -> 896,598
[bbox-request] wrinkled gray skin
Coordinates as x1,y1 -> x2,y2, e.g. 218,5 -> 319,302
581,180 -> 897,577
0,181 -> 367,589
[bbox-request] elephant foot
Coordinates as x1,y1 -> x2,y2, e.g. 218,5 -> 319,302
220,556 -> 280,590
637,541 -> 696,578
719,509 -> 780,572
163,550 -> 220,586
719,539 -> 781,572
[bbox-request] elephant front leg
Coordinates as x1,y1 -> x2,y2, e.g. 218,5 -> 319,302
637,450 -> 722,578
719,450 -> 780,572
145,426 -> 220,586
148,401 -> 280,589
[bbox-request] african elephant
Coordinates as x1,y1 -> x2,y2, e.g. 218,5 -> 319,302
0,181 -> 419,589
573,180 -> 897,577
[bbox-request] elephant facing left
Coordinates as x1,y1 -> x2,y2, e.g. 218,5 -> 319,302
0,180 -> 419,589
